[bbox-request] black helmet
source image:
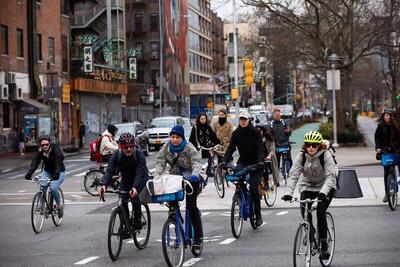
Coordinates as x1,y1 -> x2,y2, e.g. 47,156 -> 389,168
107,124 -> 118,136
38,136 -> 51,143
118,132 -> 135,146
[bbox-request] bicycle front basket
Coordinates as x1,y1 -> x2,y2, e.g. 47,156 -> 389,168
151,190 -> 185,203
381,153 -> 399,166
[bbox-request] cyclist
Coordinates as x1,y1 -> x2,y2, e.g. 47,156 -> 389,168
100,124 -> 119,163
154,125 -> 203,251
268,108 -> 292,168
24,136 -> 65,218
374,108 -> 400,202
211,108 -> 233,163
221,110 -> 265,226
282,131 -> 336,260
100,132 -> 148,235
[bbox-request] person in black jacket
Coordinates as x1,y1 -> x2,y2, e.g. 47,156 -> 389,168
374,108 -> 400,202
25,136 -> 65,218
221,110 -> 265,226
100,132 -> 149,233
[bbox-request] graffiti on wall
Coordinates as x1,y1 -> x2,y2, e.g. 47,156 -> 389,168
86,111 -> 100,134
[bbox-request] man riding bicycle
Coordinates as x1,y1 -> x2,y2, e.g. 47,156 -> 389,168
100,132 -> 149,234
221,110 -> 265,226
25,136 -> 65,218
282,131 -> 336,260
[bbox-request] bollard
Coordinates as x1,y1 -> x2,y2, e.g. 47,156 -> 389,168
334,168 -> 363,198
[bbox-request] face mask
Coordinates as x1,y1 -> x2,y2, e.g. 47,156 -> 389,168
219,117 -> 227,125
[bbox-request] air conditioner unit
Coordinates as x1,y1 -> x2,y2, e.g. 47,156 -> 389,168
5,72 -> 16,84
1,85 -> 9,101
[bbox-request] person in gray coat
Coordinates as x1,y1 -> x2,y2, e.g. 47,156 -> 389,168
282,131 -> 336,260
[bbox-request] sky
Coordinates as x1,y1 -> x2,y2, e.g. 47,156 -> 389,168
211,0 -> 254,21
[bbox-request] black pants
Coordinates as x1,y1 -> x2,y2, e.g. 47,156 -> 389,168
79,136 -> 84,149
185,181 -> 203,240
300,189 -> 335,241
121,193 -> 141,225
237,163 -> 262,217
383,165 -> 400,195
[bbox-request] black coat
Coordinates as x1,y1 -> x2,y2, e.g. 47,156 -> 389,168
27,144 -> 65,180
189,124 -> 219,158
268,119 -> 291,147
223,124 -> 264,165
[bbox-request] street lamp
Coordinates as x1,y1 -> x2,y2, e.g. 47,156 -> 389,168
328,53 -> 340,148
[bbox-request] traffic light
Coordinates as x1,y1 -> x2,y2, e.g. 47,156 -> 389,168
231,87 -> 238,101
396,94 -> 400,100
244,59 -> 254,86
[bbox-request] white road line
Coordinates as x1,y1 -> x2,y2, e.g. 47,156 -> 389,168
6,169 -> 39,180
65,159 -> 91,162
276,211 -> 288,216
220,214 -> 230,217
209,235 -> 223,239
0,191 -> 88,196
18,190 -> 27,193
66,166 -> 92,175
156,239 -> 162,242
183,258 -> 202,266
1,169 -> 12,173
71,195 -> 83,199
0,201 -> 105,206
74,171 -> 87,177
74,256 -> 99,265
126,237 -> 145,244
219,238 -> 236,245
202,212 -> 211,216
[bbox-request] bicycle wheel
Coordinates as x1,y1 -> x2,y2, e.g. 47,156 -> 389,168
282,160 -> 288,185
214,165 -> 225,198
162,218 -> 185,267
133,203 -> 151,249
84,169 -> 104,196
231,193 -> 243,238
319,212 -> 335,267
107,207 -> 123,261
387,172 -> 397,210
264,178 -> 277,207
31,192 -> 45,234
293,223 -> 311,267
51,188 -> 65,226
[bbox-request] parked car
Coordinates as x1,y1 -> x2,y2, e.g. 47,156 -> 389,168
147,116 -> 190,150
296,109 -> 313,119
114,122 -> 150,156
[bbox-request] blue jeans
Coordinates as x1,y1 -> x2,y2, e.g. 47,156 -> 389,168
42,171 -> 65,205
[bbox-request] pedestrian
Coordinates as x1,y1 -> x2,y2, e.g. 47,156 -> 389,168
100,124 -> 119,163
374,108 -> 400,202
211,108 -> 233,162
18,128 -> 25,155
78,122 -> 86,149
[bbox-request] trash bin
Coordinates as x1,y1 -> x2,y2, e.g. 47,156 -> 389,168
334,168 -> 363,198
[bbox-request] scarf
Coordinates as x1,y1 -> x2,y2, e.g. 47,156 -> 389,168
169,139 -> 187,154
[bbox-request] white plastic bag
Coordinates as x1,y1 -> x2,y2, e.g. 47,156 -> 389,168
147,174 -> 186,196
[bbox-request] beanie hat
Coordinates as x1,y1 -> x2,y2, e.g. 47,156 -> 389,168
170,125 -> 185,139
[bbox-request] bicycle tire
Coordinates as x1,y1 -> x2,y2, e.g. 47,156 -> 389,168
282,160 -> 288,185
133,203 -> 151,249
107,207 -> 123,261
387,172 -> 397,210
84,169 -> 104,196
162,218 -> 185,267
231,193 -> 243,238
31,192 -> 45,234
214,165 -> 225,198
51,188 -> 64,226
293,223 -> 311,267
319,212 -> 335,267
264,178 -> 277,207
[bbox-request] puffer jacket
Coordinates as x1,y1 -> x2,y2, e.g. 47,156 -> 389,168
154,141 -> 202,178
284,149 -> 336,196
26,143 -> 65,180
100,130 -> 118,156
211,120 -> 233,151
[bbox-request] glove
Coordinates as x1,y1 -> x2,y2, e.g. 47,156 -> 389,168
282,195 -> 293,201
318,192 -> 327,201
25,173 -> 32,180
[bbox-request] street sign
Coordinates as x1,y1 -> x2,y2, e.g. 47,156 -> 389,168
62,84 -> 70,103
327,70 -> 341,90
83,46 -> 93,73
129,57 -> 137,80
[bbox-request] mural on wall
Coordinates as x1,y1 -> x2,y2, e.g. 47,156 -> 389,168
86,111 -> 100,134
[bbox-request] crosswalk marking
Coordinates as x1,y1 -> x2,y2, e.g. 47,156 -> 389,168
219,238 -> 236,245
1,169 -> 12,173
276,211 -> 288,216
66,166 -> 92,175
183,258 -> 202,266
74,171 -> 88,177
202,212 -> 211,216
74,256 -> 99,265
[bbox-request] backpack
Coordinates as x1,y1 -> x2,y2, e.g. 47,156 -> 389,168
301,147 -> 339,189
89,135 -> 111,162
270,119 -> 286,128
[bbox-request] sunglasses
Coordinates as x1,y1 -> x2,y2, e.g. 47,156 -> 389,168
122,144 -> 134,150
305,143 -> 319,148
40,143 -> 50,147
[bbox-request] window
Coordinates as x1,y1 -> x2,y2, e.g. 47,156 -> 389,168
2,102 -> 10,128
17,29 -> 23,57
61,36 -> 68,72
135,14 -> 143,32
135,42 -> 143,59
1,25 -> 8,55
150,42 -> 158,59
150,13 -> 158,32
228,33 -> 233,43
151,70 -> 158,85
37,33 -> 42,60
48,37 -> 55,63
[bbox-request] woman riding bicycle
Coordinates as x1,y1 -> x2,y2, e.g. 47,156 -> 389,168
374,108 -> 400,202
282,131 -> 336,260
154,125 -> 203,251
25,136 -> 65,218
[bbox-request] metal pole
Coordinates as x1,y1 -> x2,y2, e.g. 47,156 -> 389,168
159,0 -> 163,116
106,0 -> 112,66
332,63 -> 339,147
233,0 -> 239,118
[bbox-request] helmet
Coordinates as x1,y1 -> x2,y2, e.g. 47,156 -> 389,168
304,131 -> 323,144
118,132 -> 135,146
107,124 -> 118,136
38,136 -> 51,143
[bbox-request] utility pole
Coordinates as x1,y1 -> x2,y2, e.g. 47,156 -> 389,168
233,0 -> 239,119
158,0 -> 163,116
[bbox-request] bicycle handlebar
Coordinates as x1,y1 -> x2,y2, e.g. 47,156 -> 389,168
199,144 -> 222,151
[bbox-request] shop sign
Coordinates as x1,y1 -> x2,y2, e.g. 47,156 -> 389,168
129,58 -> 137,80
62,84 -> 70,103
83,46 -> 93,73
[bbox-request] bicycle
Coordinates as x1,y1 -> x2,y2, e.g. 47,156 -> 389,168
276,145 -> 292,185
381,151 -> 400,210
102,190 -> 151,261
30,175 -> 65,234
224,162 -> 265,238
149,178 -> 201,267
289,198 -> 335,267
84,164 -> 120,196
200,145 -> 227,198
259,160 -> 277,207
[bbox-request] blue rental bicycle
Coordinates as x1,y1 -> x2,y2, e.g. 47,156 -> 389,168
225,162 -> 265,238
381,151 -> 400,210
276,144 -> 293,185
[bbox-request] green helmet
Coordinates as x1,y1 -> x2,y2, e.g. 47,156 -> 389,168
304,131 -> 323,144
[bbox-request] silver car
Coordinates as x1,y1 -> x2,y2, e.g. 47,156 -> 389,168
115,122 -> 150,156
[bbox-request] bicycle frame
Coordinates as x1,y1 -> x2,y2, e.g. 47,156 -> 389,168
236,179 -> 253,221
166,203 -> 192,248
35,177 -> 56,215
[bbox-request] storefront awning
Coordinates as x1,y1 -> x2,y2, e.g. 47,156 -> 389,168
19,98 -> 50,113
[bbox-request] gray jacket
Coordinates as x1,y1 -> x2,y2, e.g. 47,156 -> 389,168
284,149 -> 336,196
268,119 -> 291,147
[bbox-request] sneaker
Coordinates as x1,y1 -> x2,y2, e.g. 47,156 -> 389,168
57,205 -> 63,218
133,220 -> 143,231
320,241 -> 330,260
192,237 -> 203,253
122,228 -> 131,239
255,215 -> 263,227
383,195 -> 388,203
